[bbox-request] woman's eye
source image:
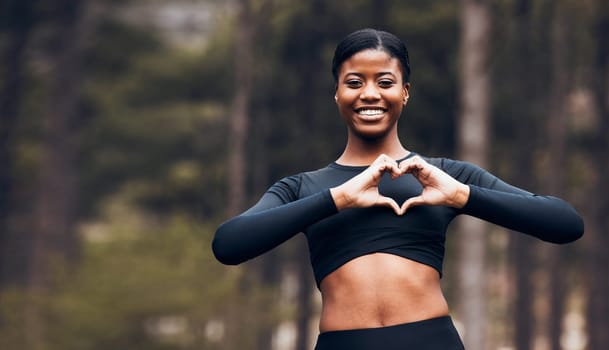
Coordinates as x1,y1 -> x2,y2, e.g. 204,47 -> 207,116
346,80 -> 362,88
378,80 -> 395,87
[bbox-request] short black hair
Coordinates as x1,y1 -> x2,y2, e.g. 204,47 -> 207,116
331,28 -> 411,83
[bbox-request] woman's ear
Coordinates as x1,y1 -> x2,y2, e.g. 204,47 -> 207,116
403,83 -> 410,105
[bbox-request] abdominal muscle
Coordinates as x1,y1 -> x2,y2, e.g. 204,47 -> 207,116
318,253 -> 450,332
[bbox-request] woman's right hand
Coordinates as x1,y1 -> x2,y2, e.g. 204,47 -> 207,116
330,154 -> 403,215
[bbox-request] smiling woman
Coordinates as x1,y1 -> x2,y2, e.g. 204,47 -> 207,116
333,30 -> 410,148
335,49 -> 408,143
212,28 -> 584,350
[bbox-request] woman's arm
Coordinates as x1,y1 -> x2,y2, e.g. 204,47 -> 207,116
212,182 -> 337,265
461,185 -> 584,243
399,156 -> 584,243
213,154 -> 413,265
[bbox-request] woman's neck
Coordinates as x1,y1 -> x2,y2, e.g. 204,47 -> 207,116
336,135 -> 409,166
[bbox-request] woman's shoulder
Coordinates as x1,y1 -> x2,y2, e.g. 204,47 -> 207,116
267,164 -> 337,200
418,154 -> 467,170
267,173 -> 304,201
419,154 -> 489,181
273,163 -> 336,185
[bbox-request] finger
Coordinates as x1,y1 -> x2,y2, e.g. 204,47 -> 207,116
400,196 -> 425,213
375,154 -> 401,170
400,161 -> 434,182
401,161 -> 424,173
385,162 -> 402,178
398,159 -> 420,176
389,161 -> 405,178
377,196 -> 401,215
399,155 -> 427,169
372,154 -> 392,166
373,160 -> 401,178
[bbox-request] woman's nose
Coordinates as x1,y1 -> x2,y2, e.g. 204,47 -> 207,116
360,83 -> 381,100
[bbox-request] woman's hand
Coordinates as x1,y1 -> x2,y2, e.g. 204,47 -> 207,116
330,154 -> 470,215
330,154 -> 403,215
398,156 -> 470,213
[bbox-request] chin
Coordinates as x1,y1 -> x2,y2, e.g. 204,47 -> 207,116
351,128 -> 393,142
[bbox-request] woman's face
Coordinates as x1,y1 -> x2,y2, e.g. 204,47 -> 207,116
335,49 -> 409,141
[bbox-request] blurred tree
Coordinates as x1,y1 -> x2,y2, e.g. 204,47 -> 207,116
506,1 -> 536,349
493,1 -> 589,348
586,0 -> 609,348
0,1 -> 601,349
226,0 -> 253,218
456,1 -> 491,350
225,0 -> 283,349
0,0 -> 35,288
387,1 -> 459,156
545,1 -> 571,348
278,2 -> 338,349
1,0 -> 247,348
25,0 -> 101,348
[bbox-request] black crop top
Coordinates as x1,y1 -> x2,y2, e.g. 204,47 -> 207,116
212,154 -> 584,288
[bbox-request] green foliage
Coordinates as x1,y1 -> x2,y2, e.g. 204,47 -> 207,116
1,1 -> 471,348
387,0 -> 459,155
1,0 -> 599,349
0,210 -> 244,350
47,215 -> 234,350
78,16 -> 231,218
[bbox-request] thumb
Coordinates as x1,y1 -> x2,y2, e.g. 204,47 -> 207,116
377,196 -> 402,216
400,196 -> 425,213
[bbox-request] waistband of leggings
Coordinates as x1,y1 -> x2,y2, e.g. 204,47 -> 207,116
318,315 -> 454,336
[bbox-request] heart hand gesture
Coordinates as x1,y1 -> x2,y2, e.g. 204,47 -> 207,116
330,154 -> 470,215
330,154 -> 404,215
398,156 -> 470,213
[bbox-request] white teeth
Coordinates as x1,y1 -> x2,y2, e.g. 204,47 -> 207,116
358,109 -> 385,116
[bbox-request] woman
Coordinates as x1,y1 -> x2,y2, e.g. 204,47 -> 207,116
212,28 -> 584,350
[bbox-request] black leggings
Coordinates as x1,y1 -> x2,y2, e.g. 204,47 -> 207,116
314,316 -> 465,350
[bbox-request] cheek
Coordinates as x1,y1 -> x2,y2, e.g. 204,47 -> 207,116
337,103 -> 353,120
335,88 -> 354,100
385,90 -> 406,105
335,91 -> 357,109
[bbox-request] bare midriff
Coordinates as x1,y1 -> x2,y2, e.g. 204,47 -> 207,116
318,252 -> 449,332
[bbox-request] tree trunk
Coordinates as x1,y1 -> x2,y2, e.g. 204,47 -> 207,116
26,1 -> 98,348
511,235 -> 535,350
224,1 -> 265,349
295,243 -> 313,350
457,1 -> 491,349
0,0 -> 35,288
510,1 -> 535,349
226,0 -> 253,218
586,1 -> 609,348
545,1 -> 570,348
293,2 -> 330,349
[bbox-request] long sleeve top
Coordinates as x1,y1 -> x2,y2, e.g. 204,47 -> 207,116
213,154 -> 584,287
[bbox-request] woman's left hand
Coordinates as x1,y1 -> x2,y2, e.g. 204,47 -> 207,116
398,156 -> 470,213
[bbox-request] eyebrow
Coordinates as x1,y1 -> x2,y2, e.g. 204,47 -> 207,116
343,72 -> 398,78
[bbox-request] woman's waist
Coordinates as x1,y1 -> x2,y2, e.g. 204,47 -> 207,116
319,294 -> 450,332
315,315 -> 464,350
308,232 -> 446,287
318,253 -> 449,332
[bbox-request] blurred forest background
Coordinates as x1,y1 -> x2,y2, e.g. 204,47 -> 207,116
0,0 -> 607,349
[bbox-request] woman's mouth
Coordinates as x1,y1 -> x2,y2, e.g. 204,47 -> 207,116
356,108 -> 387,121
